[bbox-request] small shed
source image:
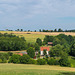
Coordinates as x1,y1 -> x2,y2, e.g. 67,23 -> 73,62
48,42 -> 53,46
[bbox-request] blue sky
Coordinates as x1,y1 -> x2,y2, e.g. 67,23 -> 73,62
0,0 -> 75,31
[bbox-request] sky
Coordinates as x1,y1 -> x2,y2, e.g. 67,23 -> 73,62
0,0 -> 75,31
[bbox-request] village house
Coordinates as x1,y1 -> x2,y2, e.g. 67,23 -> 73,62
40,47 -> 50,55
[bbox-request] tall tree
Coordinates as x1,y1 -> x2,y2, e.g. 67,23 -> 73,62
36,38 -> 42,46
27,47 -> 35,58
69,42 -> 75,56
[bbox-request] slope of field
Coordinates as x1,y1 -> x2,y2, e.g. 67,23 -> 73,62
0,31 -> 75,43
0,64 -> 75,75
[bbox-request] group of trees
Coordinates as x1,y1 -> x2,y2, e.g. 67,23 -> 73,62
9,54 -> 35,64
35,34 -> 74,46
8,53 -> 71,67
0,33 -> 28,51
12,28 -> 75,32
0,52 -> 13,63
0,32 -> 75,67
35,34 -> 75,67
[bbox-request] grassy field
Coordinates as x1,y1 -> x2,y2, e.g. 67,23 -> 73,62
0,64 -> 75,75
0,31 -> 75,43
69,56 -> 75,68
15,33 -> 45,43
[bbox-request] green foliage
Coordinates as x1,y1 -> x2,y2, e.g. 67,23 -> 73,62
59,53 -> 71,67
58,28 -> 63,32
37,59 -> 46,65
0,33 -> 27,51
53,38 -> 61,46
69,42 -> 75,56
0,53 -> 9,63
45,55 -> 48,58
28,58 -> 37,64
34,43 -> 40,51
49,44 -> 64,57
43,49 -> 47,55
27,47 -> 35,58
56,34 -> 73,45
43,35 -> 54,44
36,38 -> 42,46
48,58 -> 59,65
20,54 -> 31,64
8,52 -> 13,56
8,54 -> 21,63
0,59 -> 2,63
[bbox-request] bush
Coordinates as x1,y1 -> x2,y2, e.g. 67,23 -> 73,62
37,59 -> 46,65
8,52 -> 13,56
8,54 -> 21,63
48,58 -> 59,65
28,58 -> 36,64
0,53 -> 8,63
3,53 -> 9,60
59,54 -> 71,67
27,47 -> 35,58
59,58 -> 71,67
20,54 -> 31,64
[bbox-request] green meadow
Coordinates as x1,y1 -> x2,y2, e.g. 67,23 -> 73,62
0,64 -> 75,75
15,33 -> 45,43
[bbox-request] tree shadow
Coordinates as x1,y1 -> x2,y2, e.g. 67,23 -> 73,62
58,72 -> 75,75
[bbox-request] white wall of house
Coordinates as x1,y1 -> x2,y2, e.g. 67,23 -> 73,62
41,51 -> 43,55
46,51 -> 49,55
41,51 -> 49,55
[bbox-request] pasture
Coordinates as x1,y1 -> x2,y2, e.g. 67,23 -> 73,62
0,64 -> 75,75
0,31 -> 75,43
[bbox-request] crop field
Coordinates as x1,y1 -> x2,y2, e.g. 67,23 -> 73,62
0,31 -> 75,43
0,64 -> 75,75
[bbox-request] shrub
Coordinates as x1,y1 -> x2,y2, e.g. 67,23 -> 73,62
8,54 -> 21,63
27,47 -> 35,58
59,58 -> 71,67
37,59 -> 46,65
20,54 -> 31,64
48,58 -> 59,65
59,54 -> 71,67
3,53 -> 9,60
28,58 -> 36,64
0,53 -> 8,63
8,52 -> 13,56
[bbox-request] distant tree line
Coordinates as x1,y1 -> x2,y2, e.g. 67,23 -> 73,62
4,28 -> 75,32
39,29 -> 75,32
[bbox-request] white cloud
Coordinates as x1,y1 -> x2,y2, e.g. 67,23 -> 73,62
0,0 -> 75,17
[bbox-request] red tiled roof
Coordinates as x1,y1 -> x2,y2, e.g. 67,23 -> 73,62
40,47 -> 50,51
16,53 -> 23,56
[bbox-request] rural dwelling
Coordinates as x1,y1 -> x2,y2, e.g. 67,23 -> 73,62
40,47 -> 50,55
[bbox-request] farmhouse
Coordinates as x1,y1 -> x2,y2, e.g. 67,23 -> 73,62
40,47 -> 50,55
